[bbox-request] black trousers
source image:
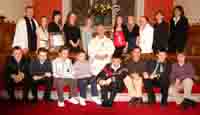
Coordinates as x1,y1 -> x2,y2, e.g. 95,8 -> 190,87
31,77 -> 52,100
5,77 -> 30,101
143,79 -> 169,105
101,81 -> 123,103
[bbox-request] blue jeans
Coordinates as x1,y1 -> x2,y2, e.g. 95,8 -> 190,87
78,77 -> 98,98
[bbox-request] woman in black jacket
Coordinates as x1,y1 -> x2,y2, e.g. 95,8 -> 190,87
153,10 -> 169,53
169,5 -> 189,53
63,12 -> 81,53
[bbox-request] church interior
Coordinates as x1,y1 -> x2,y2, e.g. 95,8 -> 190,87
0,0 -> 200,115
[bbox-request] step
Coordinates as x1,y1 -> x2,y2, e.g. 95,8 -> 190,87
1,90 -> 200,102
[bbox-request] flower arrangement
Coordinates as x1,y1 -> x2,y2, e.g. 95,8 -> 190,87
90,2 -> 112,16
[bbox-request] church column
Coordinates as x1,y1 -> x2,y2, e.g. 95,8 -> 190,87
134,0 -> 144,22
62,0 -> 72,23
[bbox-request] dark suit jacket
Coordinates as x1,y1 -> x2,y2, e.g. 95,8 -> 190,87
147,60 -> 171,85
153,21 -> 169,51
169,16 -> 189,51
29,59 -> 52,78
5,56 -> 29,82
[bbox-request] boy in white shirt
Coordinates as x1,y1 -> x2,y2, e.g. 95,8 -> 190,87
52,47 -> 78,107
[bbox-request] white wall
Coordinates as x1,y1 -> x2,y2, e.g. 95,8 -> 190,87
0,0 -> 25,22
174,0 -> 200,24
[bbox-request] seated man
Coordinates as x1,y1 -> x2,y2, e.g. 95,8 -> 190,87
124,46 -> 148,105
143,49 -> 171,107
97,54 -> 128,107
5,46 -> 30,102
30,48 -> 52,102
170,52 -> 196,109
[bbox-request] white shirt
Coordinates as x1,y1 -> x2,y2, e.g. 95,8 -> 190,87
37,26 -> 49,48
12,18 -> 38,49
139,24 -> 154,53
52,58 -> 73,79
88,35 -> 115,76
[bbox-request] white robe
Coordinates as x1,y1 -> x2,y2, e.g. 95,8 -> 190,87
12,18 -> 38,49
88,36 -> 115,76
139,24 -> 154,54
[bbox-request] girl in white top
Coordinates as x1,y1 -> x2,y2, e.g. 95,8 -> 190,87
52,47 -> 78,107
138,16 -> 154,54
88,24 -> 115,76
37,16 -> 49,49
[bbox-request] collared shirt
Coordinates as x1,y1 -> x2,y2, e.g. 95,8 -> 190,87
173,16 -> 181,25
52,58 -> 73,79
125,60 -> 147,76
111,64 -> 121,72
170,63 -> 195,81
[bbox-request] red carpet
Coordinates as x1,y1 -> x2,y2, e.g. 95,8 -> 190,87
0,101 -> 199,115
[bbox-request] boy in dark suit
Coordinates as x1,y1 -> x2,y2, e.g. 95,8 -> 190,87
143,49 -> 171,107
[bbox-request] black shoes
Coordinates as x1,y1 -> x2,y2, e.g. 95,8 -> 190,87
180,98 -> 197,110
129,97 -> 143,106
102,100 -> 113,107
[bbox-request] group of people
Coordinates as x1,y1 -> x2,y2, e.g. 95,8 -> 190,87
5,5 -> 197,109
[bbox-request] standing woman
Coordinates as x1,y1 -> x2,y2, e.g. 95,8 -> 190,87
153,10 -> 169,53
81,16 -> 94,52
169,6 -> 189,53
113,15 -> 127,55
37,16 -> 49,49
125,16 -> 140,53
48,10 -> 64,51
138,16 -> 154,54
63,12 -> 81,53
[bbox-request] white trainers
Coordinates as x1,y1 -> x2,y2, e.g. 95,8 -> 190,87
68,97 -> 79,104
91,97 -> 101,105
79,97 -> 86,106
57,101 -> 65,107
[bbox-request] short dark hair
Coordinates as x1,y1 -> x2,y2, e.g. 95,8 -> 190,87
75,49 -> 89,60
132,46 -> 142,52
58,46 -> 70,53
37,47 -> 48,54
173,5 -> 185,17
52,10 -> 61,20
157,48 -> 167,54
176,51 -> 186,56
25,6 -> 33,11
12,46 -> 22,52
112,53 -> 122,60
